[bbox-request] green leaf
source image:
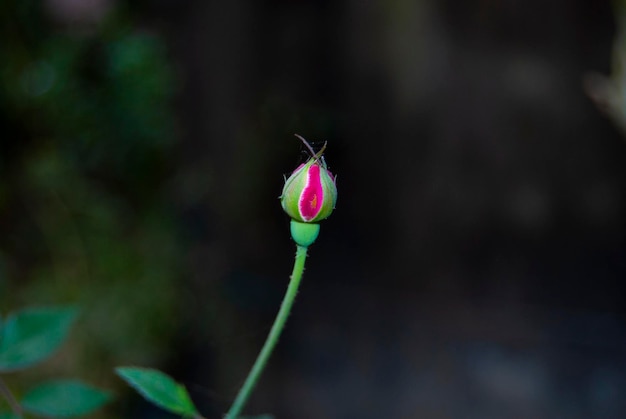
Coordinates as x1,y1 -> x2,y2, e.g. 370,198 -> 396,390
116,367 -> 199,417
0,412 -> 19,419
21,380 -> 111,418
0,306 -> 78,372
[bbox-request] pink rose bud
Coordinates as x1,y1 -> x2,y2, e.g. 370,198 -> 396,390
280,138 -> 337,224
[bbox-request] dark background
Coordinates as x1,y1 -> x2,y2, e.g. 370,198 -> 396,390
2,0 -> 626,418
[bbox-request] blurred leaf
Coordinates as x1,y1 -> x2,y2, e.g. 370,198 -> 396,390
21,379 -> 111,418
116,367 -> 199,417
0,307 -> 78,372
0,412 -> 19,419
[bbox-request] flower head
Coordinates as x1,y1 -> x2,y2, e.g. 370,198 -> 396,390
280,135 -> 337,223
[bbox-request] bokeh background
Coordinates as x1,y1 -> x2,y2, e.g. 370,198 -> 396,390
2,0 -> 626,418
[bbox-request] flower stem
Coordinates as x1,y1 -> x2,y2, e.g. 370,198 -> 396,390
0,377 -> 23,418
225,245 -> 309,419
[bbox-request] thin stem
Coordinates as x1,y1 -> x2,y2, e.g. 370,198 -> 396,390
225,245 -> 308,419
0,377 -> 23,418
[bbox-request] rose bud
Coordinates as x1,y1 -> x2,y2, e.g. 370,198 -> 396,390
280,140 -> 337,224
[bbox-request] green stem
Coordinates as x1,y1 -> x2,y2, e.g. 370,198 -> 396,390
225,245 -> 309,419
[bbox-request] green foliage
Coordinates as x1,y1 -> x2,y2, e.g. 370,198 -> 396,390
21,379 -> 111,417
0,307 -> 77,372
0,0 -> 181,400
1,0 -> 189,416
0,306 -> 110,418
115,367 -> 199,417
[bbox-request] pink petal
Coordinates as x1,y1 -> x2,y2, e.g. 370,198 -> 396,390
298,164 -> 324,221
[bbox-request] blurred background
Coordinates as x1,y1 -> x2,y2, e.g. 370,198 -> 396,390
2,0 -> 626,418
